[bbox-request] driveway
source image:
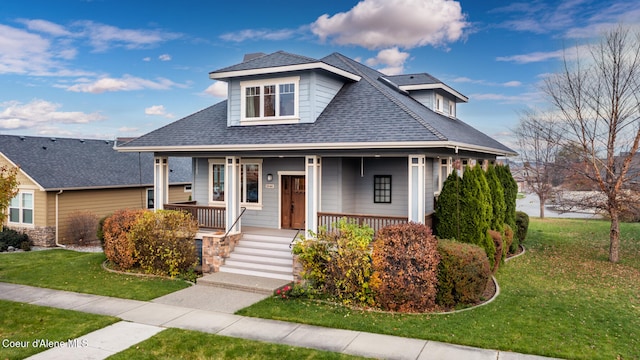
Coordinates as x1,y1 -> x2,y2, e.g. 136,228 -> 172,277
516,193 -> 602,219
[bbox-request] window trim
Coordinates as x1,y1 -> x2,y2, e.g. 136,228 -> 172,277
448,101 -> 455,117
373,175 -> 392,204
435,94 -> 444,113
240,76 -> 300,125
8,190 -> 34,227
208,159 -> 263,209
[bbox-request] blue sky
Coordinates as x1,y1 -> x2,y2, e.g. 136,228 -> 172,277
1,0 -> 639,148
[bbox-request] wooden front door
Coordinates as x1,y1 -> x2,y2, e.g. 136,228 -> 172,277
281,175 -> 305,229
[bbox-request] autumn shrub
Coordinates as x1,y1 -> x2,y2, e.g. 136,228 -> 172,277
515,211 -> 530,246
293,219 -> 375,307
103,209 -> 146,270
96,215 -> 109,248
63,211 -> 99,245
436,239 -> 491,309
130,210 -> 199,278
371,223 -> 440,312
488,229 -> 503,273
503,224 -> 514,255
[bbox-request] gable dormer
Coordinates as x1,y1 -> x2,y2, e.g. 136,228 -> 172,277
209,51 -> 361,127
382,73 -> 468,118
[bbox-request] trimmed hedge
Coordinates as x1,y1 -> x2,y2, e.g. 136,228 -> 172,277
488,229 -> 503,273
435,172 -> 462,241
103,209 -> 146,270
515,211 -> 530,247
497,164 -> 518,230
487,165 -> 506,232
460,165 -> 496,268
371,223 -> 440,312
436,239 -> 491,308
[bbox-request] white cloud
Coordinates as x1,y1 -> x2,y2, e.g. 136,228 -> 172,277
452,77 -> 522,87
470,91 -> 543,104
142,57 -> 151,62
74,20 -> 181,52
145,105 -> 174,118
158,54 -> 171,61
311,0 -> 468,49
0,99 -> 104,130
65,75 -> 182,93
0,24 -> 56,75
118,126 -> 139,133
502,81 -> 522,87
220,28 -> 297,42
496,45 -> 586,64
18,19 -> 73,37
365,47 -> 410,75
204,81 -> 228,98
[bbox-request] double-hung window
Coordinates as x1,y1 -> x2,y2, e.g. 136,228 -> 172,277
241,77 -> 299,123
208,159 -> 262,208
9,191 -> 34,226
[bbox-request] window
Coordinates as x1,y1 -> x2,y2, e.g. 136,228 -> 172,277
9,192 -> 33,225
210,162 -> 225,202
435,94 -> 444,112
146,188 -> 154,209
374,175 -> 392,203
184,184 -> 192,193
449,101 -> 455,117
438,158 -> 451,191
241,77 -> 299,122
208,160 -> 262,206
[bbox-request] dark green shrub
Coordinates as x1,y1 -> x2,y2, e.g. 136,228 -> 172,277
293,219 -> 375,307
371,223 -> 440,312
0,228 -> 31,252
497,164 -> 518,230
436,239 -> 491,309
460,165 -> 496,268
515,211 -> 530,246
103,209 -> 146,270
130,210 -> 199,278
487,165 -> 506,232
435,172 -> 462,240
488,229 -> 503,273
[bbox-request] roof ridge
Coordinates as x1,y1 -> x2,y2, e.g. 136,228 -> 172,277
331,53 -> 448,141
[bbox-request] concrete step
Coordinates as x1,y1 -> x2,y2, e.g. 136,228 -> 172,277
197,272 -> 291,294
237,240 -> 291,251
228,253 -> 293,266
233,246 -> 292,258
242,233 -> 294,245
218,266 -> 294,282
224,259 -> 292,273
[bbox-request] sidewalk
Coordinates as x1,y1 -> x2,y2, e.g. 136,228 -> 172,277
0,282 -> 560,360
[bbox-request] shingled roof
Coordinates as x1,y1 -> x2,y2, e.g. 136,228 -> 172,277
0,135 -> 191,190
120,51 -> 515,156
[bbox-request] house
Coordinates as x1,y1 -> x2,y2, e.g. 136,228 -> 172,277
0,135 -> 192,246
117,51 -> 516,279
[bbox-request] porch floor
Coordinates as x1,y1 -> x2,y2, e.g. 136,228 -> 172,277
197,226 -> 301,239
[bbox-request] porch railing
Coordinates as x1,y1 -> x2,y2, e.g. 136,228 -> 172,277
317,212 -> 409,234
164,203 -> 226,229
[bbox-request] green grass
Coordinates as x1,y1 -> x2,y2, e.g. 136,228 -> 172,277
0,299 -> 118,360
108,328 -> 368,360
238,219 -> 640,360
0,249 -> 190,300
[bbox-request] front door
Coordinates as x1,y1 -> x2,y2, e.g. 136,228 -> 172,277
281,175 -> 305,229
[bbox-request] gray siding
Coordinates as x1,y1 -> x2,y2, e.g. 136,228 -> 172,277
311,72 -> 344,122
409,90 -> 434,111
193,158 -> 213,204
320,157 -> 341,213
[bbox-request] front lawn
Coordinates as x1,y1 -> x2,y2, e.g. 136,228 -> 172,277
108,328 -> 368,360
0,299 -> 119,360
238,218 -> 640,360
0,249 -> 190,300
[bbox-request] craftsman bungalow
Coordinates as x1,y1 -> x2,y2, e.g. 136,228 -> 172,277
117,51 -> 516,280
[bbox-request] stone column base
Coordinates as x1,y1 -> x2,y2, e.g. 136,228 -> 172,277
4,225 -> 56,247
201,232 -> 242,273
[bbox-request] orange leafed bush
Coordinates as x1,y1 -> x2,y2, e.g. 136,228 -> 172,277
371,223 -> 440,313
103,209 -> 146,269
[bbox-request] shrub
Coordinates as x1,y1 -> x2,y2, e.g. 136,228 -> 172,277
497,164 -> 518,230
0,228 -> 31,252
130,210 -> 199,278
488,229 -> 503,273
486,165 -> 506,232
460,165 -> 496,268
515,211 -> 530,246
96,215 -> 109,248
435,172 -> 462,240
103,209 -> 146,270
63,211 -> 99,245
436,239 -> 491,309
293,219 -> 375,307
371,223 -> 440,312
503,224 -> 514,256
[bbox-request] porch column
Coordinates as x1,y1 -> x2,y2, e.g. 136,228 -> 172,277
305,155 -> 321,236
154,156 -> 169,210
225,156 -> 241,234
408,154 -> 426,223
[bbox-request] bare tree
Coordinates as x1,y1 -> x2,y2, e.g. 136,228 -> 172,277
544,25 -> 640,263
513,109 -> 562,218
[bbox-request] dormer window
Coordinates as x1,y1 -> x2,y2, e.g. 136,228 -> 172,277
449,102 -> 455,117
241,76 -> 299,124
435,94 -> 444,113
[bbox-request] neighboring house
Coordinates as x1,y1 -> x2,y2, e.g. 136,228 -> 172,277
0,135 -> 192,246
117,51 -> 516,279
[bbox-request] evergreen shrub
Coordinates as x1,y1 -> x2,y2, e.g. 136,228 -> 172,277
0,228 -> 31,252
515,211 -> 530,246
435,172 -> 462,240
371,223 -> 440,312
460,165 -> 496,268
488,229 -> 503,273
436,239 -> 491,308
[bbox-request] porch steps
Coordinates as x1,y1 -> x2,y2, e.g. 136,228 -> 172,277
197,272 -> 290,295
219,233 -> 294,281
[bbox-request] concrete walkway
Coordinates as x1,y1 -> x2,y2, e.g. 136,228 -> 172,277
0,282 -> 561,360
